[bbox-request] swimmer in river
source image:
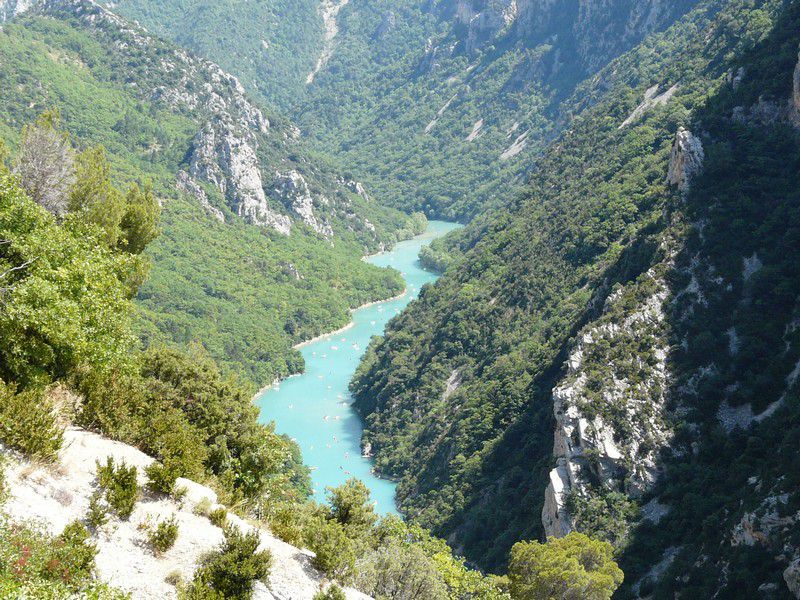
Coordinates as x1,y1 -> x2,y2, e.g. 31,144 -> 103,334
324,415 -> 330,421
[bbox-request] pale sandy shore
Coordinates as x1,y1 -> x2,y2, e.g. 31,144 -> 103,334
253,288 -> 409,399
292,287 -> 408,350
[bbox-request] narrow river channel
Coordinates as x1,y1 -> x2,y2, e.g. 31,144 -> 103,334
256,220 -> 460,513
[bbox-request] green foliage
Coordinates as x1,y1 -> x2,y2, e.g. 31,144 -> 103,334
0,519 -> 104,594
327,478 -> 378,535
187,526 -> 272,600
69,146 -> 127,247
147,515 -> 180,554
307,516 -> 357,582
96,457 -> 139,520
355,539 -> 449,600
87,490 -> 110,531
0,382 -> 63,461
119,182 -> 160,255
0,174 -> 139,388
0,12 -> 420,389
74,344 -> 311,506
208,508 -> 228,529
508,534 -> 623,600
314,586 -> 347,600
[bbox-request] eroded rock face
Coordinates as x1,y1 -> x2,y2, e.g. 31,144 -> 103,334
785,557 -> 800,598
176,170 -> 225,223
189,124 -> 291,235
542,277 -> 672,538
451,0 -> 518,54
0,0 -> 32,20
271,170 -> 333,237
666,127 -> 704,192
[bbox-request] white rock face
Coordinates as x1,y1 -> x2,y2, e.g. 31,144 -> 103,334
307,0 -> 350,84
176,170 -> 225,223
0,0 -> 32,20
271,170 -> 333,237
619,83 -> 679,128
542,278 -> 672,538
785,557 -> 800,599
189,124 -> 291,235
731,494 -> 796,547
1,428 -> 369,600
666,127 -> 704,192
454,0 -> 517,54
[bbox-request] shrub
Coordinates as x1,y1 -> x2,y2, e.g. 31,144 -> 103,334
146,462 -> 177,495
96,457 -> 139,520
268,504 -> 306,547
355,540 -> 448,600
0,382 -> 63,461
326,479 -> 377,535
306,517 -> 356,582
186,526 -> 271,600
46,521 -> 97,585
87,490 -> 109,530
147,515 -> 179,554
0,519 -> 96,590
313,585 -> 347,600
208,508 -> 228,529
508,533 -> 624,600
194,498 -> 213,517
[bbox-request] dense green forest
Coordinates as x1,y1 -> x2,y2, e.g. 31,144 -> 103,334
2,0 -> 800,597
0,3 -> 424,386
351,1 -> 800,596
106,0 -> 698,221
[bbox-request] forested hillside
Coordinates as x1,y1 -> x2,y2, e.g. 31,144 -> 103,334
105,0 -> 700,220
351,0 -> 800,596
0,0 -> 424,386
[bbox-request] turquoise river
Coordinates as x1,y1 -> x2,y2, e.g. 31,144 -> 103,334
256,221 -> 460,514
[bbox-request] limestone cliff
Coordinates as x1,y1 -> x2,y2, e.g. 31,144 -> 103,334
188,123 -> 292,234
271,171 -> 334,238
543,271 -> 673,541
666,127 -> 705,192
0,0 -> 32,20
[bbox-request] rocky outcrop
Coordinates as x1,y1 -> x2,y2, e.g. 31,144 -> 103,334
373,11 -> 396,39
731,494 -> 797,548
0,0 -> 32,20
176,170 -> 225,223
189,123 -> 291,234
1,428 -> 369,599
666,127 -> 704,192
306,0 -> 350,84
453,0 -> 518,54
785,557 -> 800,599
271,170 -> 333,237
619,83 -> 679,128
543,277 -> 672,538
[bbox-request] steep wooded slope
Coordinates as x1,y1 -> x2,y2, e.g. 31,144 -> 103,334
0,0 -> 423,386
351,2 -> 800,597
103,0 -> 699,220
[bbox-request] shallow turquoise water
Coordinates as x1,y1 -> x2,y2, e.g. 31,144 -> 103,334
255,221 -> 460,514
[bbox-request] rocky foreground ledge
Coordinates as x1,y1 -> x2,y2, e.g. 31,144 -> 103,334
1,428 -> 370,600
